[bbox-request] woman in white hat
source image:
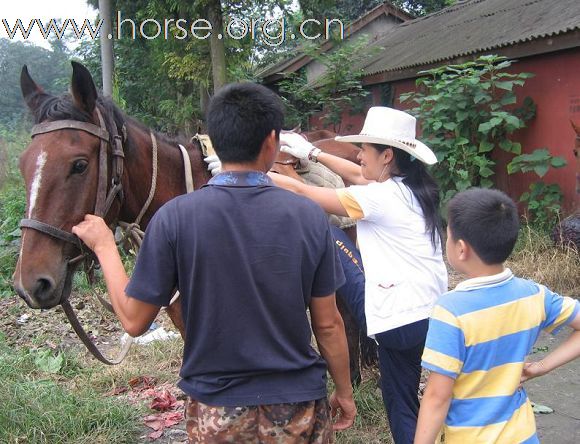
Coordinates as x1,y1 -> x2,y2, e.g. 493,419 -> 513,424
271,107 -> 448,444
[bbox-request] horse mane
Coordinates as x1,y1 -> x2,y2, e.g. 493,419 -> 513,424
31,92 -> 189,154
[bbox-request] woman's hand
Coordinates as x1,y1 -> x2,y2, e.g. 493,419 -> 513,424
204,154 -> 222,176
279,132 -> 316,160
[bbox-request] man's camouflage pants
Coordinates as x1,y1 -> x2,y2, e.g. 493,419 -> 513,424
185,397 -> 334,443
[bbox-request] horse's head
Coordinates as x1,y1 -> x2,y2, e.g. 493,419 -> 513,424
13,62 -> 114,309
572,119 -> 580,195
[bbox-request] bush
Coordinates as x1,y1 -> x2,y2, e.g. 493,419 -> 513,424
400,55 -> 567,231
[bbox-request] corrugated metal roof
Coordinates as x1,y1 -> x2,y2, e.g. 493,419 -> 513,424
362,0 -> 580,76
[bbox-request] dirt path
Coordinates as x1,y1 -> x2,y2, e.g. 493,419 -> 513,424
525,330 -> 580,443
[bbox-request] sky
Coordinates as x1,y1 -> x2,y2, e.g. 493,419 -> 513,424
1,0 -> 97,49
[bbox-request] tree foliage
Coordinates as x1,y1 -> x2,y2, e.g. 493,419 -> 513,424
279,36 -> 374,131
0,39 -> 71,129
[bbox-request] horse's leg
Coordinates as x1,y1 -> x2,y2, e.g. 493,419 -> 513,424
336,294 -> 361,386
165,293 -> 186,340
342,225 -> 378,370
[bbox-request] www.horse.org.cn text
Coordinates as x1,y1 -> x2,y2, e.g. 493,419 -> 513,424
2,12 -> 346,47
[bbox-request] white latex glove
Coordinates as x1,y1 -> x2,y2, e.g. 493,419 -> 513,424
204,154 -> 222,176
279,132 -> 316,160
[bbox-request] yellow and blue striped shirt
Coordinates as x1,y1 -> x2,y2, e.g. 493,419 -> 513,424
422,269 -> 579,443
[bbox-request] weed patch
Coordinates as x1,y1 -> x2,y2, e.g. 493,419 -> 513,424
509,224 -> 580,297
0,338 -> 141,443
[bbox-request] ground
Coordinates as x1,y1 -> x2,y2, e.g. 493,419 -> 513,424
1,281 -> 579,443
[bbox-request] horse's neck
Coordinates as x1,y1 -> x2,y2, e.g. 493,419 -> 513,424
119,125 -> 211,228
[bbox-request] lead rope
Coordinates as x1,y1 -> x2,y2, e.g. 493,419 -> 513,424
61,299 -> 134,365
134,132 -> 159,226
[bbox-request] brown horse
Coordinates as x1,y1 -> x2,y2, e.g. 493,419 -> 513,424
13,62 -> 211,339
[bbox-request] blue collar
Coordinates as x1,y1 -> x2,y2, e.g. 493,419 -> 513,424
204,171 -> 274,187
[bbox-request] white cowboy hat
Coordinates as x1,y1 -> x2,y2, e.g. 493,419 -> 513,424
334,106 -> 437,165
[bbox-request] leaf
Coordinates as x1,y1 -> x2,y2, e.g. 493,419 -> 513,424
150,390 -> 178,412
499,140 -> 513,152
505,115 -> 522,128
478,122 -> 492,133
457,180 -> 471,191
34,350 -> 64,374
533,164 -> 549,177
550,157 -> 567,168
510,142 -> 522,155
480,178 -> 494,188
495,81 -> 514,91
479,167 -> 495,178
478,140 -> 494,153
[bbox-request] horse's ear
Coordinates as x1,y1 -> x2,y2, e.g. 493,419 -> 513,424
571,119 -> 580,134
20,65 -> 45,111
71,61 -> 98,114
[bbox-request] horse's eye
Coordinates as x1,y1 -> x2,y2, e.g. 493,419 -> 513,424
71,160 -> 88,175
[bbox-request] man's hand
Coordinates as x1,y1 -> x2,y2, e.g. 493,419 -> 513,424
329,390 -> 356,431
72,214 -> 115,254
204,154 -> 222,176
279,132 -> 316,160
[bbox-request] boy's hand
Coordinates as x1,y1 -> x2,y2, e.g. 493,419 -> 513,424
72,214 -> 116,254
520,360 -> 547,384
329,390 -> 356,431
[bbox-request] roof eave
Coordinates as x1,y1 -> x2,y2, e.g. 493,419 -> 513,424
363,29 -> 580,85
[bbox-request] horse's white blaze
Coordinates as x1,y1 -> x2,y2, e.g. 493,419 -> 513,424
17,149 -> 47,297
28,150 -> 47,219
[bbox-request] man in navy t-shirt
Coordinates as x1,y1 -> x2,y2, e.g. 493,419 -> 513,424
73,82 -> 356,442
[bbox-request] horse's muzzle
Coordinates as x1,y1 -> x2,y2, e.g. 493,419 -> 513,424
13,265 -> 71,309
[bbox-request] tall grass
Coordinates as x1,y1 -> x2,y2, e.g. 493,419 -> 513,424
0,334 -> 141,443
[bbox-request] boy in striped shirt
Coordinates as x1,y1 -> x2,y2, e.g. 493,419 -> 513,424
415,188 -> 580,444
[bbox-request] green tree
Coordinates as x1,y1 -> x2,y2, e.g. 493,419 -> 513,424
0,39 -> 70,129
298,0 -> 384,21
391,0 -> 455,16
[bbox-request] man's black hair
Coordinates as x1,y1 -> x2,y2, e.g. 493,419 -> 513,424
206,82 -> 284,163
447,188 -> 520,264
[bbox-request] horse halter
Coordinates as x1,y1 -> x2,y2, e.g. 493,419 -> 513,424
17,108 -> 133,365
20,108 -> 125,267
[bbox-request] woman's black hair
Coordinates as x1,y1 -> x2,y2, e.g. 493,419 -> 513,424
373,144 -> 442,249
